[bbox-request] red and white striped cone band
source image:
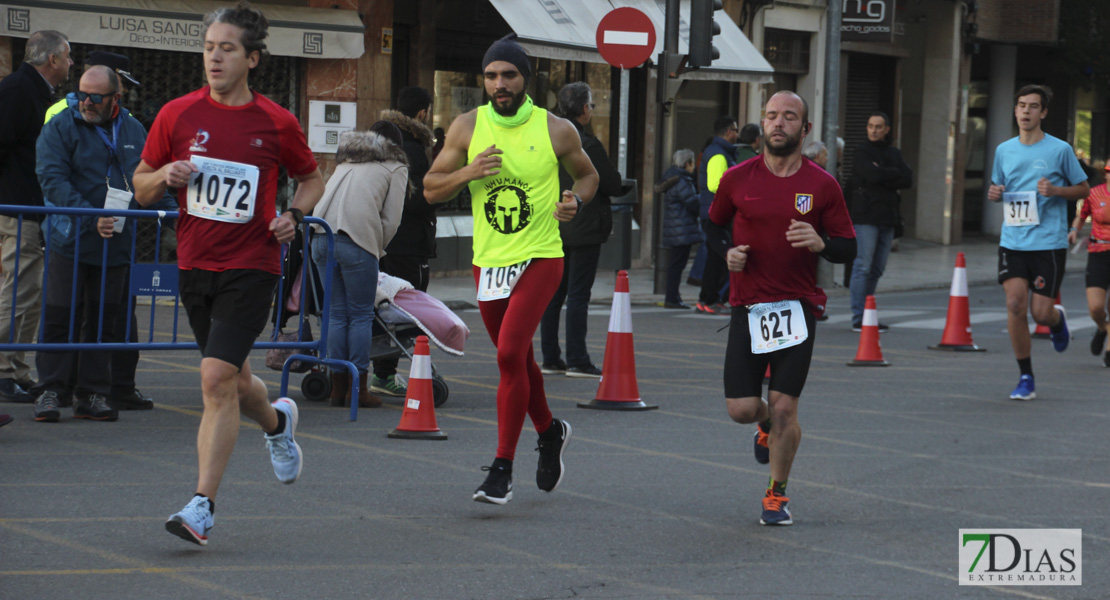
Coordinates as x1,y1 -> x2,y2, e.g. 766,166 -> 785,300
862,305 -> 879,327
410,352 -> 432,381
608,291 -> 633,334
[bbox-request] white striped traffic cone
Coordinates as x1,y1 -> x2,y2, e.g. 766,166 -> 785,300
578,270 -> 656,410
848,295 -> 890,366
929,252 -> 985,352
388,336 -> 448,440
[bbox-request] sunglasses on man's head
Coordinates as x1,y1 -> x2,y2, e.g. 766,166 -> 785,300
76,91 -> 109,104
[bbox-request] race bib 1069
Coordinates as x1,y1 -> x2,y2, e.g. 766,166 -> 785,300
477,259 -> 531,302
187,155 -> 259,224
747,300 -> 809,354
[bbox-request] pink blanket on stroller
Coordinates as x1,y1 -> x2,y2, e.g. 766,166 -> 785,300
380,289 -> 469,355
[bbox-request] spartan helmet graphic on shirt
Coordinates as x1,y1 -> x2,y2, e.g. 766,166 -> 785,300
484,184 -> 533,234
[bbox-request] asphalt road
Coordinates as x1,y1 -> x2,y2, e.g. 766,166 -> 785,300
1,271 -> 1107,599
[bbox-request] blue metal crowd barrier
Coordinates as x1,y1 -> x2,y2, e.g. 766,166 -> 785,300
0,205 -> 368,421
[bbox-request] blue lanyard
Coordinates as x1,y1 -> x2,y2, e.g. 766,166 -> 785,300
95,117 -> 123,184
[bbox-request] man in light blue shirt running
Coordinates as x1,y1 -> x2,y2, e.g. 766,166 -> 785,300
987,84 -> 1089,401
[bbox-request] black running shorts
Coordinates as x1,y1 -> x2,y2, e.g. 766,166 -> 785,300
1085,250 -> 1110,289
723,304 -> 817,399
997,247 -> 1066,298
179,268 -> 279,368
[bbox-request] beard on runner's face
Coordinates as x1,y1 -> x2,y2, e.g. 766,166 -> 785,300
492,88 -> 527,117
763,126 -> 802,157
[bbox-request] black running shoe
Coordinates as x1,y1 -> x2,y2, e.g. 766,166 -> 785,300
536,419 -> 572,492
473,464 -> 513,505
1091,329 -> 1107,357
540,359 -> 567,375
108,388 -> 154,410
33,391 -> 61,423
565,364 -> 602,379
73,394 -> 119,421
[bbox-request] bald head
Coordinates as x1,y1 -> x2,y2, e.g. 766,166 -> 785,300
768,91 -> 808,123
81,65 -> 120,95
78,66 -> 120,126
761,91 -> 811,158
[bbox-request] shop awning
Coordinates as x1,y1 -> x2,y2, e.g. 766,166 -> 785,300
487,0 -> 773,83
0,0 -> 364,59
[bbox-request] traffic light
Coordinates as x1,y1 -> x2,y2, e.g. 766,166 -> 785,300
689,0 -> 722,68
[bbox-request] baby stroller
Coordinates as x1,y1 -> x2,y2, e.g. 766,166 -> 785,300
272,237 -> 464,407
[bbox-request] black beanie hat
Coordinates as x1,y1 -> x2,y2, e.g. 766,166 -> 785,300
482,33 -> 531,82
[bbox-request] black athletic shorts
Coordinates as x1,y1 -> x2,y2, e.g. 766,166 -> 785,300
179,268 -> 279,368
1086,250 -> 1110,289
723,303 -> 817,399
997,247 -> 1066,298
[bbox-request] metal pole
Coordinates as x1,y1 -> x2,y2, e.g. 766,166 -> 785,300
619,69 -> 630,177
822,0 -> 841,181
653,0 -> 681,293
819,0 -> 842,291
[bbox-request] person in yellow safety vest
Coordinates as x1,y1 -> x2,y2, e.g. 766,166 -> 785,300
45,51 -> 141,123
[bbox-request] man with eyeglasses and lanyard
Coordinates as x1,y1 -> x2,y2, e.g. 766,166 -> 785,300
47,51 -> 170,413
31,65 -> 147,423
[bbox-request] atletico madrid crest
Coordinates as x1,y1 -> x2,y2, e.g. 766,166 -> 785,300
794,194 -> 813,215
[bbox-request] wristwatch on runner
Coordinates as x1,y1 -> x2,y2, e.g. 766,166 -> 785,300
283,207 -> 304,225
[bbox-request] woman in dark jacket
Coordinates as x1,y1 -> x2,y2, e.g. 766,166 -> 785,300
658,149 -> 701,308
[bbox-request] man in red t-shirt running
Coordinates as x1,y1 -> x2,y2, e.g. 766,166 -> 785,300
710,91 -> 856,526
132,3 -> 324,546
1069,165 -> 1110,366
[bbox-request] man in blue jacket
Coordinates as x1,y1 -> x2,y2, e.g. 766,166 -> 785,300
31,66 -> 147,423
695,116 -> 743,314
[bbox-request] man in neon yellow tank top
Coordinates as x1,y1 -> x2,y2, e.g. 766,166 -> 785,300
426,34 -> 599,505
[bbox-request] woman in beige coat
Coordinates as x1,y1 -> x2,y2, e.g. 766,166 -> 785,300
311,121 -> 407,407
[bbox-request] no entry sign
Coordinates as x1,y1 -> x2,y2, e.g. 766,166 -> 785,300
595,7 -> 656,69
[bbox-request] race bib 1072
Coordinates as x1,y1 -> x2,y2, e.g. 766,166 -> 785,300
186,155 -> 259,224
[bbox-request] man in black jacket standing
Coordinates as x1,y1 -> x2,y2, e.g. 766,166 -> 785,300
373,87 -> 438,396
0,30 -> 72,404
848,112 -> 913,331
540,82 -> 624,378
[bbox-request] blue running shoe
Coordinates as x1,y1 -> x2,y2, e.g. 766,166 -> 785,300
1009,374 -> 1035,401
265,398 -> 302,484
166,496 -> 214,546
1050,305 -> 1069,353
753,424 -> 770,465
760,492 -> 793,526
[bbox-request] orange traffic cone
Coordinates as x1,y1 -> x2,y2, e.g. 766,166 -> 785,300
578,270 -> 657,410
848,295 -> 890,366
929,252 -> 985,352
1032,292 -> 1062,339
388,335 -> 447,440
